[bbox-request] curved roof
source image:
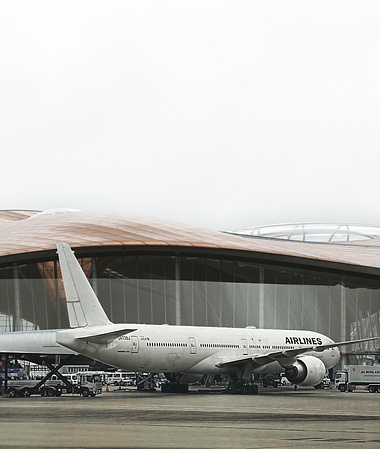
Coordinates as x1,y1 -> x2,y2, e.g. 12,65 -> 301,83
0,210 -> 379,273
0,209 -> 39,224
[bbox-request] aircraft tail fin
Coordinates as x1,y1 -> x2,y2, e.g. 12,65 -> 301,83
57,243 -> 112,328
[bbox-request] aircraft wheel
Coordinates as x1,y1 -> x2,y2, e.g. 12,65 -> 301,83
161,383 -> 169,393
240,384 -> 248,395
229,383 -> 238,394
179,384 -> 188,393
246,384 -> 254,395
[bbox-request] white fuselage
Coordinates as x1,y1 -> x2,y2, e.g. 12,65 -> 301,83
56,325 -> 339,376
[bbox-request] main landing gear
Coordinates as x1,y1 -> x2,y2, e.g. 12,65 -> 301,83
226,379 -> 259,395
161,373 -> 189,393
161,382 -> 189,393
160,374 -> 259,395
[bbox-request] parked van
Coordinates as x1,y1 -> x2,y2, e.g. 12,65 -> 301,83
63,374 -> 79,385
51,373 -> 79,385
106,372 -> 135,386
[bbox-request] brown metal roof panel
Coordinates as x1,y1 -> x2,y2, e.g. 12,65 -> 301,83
0,210 -> 379,272
137,241 -> 170,246
0,210 -> 40,225
348,238 -> 380,247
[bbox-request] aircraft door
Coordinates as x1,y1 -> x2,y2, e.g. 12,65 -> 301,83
131,336 -> 139,353
189,337 -> 197,354
241,339 -> 248,355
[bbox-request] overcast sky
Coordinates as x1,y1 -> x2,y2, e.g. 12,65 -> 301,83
1,1 -> 379,231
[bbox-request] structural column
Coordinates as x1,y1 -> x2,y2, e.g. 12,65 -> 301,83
91,257 -> 98,296
175,255 -> 181,325
340,282 -> 347,367
259,267 -> 265,328
13,264 -> 22,332
54,260 -> 61,329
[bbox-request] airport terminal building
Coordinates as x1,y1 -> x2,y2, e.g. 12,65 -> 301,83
0,209 -> 379,365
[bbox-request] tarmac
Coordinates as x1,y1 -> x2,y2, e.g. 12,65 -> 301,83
0,385 -> 379,449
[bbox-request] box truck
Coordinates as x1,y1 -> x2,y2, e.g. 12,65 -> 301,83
335,365 -> 380,393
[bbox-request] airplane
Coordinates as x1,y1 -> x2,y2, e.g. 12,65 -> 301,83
1,243 -> 378,394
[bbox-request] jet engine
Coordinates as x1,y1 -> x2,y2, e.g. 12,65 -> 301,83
284,356 -> 325,387
164,373 -> 203,385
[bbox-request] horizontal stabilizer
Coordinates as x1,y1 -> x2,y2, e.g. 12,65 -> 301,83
56,325 -> 137,346
77,328 -> 137,345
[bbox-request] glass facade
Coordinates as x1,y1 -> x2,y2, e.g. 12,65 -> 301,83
1,252 -> 379,364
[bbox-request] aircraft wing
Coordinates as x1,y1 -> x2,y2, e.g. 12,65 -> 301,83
311,336 -> 380,352
217,336 -> 380,369
216,348 -> 310,369
0,330 -> 75,355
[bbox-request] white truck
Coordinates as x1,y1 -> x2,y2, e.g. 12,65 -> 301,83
335,365 -> 380,393
6,372 -> 102,397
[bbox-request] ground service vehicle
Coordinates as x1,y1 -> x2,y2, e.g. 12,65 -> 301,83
136,373 -> 158,391
6,379 -> 63,397
63,372 -> 103,397
6,373 -> 102,397
335,365 -> 380,393
63,373 -> 79,385
106,371 -> 135,386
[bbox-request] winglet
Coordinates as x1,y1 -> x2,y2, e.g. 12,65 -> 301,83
57,243 -> 112,328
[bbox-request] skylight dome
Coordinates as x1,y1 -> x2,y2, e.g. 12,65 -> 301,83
227,223 -> 380,243
29,208 -> 81,219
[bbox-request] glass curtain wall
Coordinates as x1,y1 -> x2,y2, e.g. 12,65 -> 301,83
1,254 -> 379,361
